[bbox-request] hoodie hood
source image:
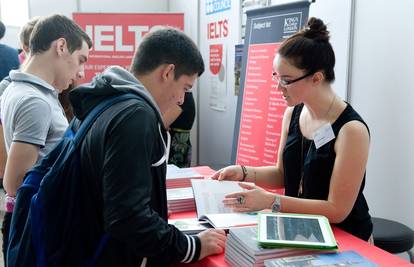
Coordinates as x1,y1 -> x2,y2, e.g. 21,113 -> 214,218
69,66 -> 162,121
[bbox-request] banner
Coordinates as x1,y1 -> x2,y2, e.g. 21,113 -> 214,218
232,2 -> 310,166
73,13 -> 184,82
234,44 -> 243,96
209,44 -> 223,75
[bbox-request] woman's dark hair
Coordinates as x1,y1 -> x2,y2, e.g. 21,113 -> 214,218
278,17 -> 335,82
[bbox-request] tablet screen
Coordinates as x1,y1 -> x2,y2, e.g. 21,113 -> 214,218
266,216 -> 325,243
258,213 -> 337,249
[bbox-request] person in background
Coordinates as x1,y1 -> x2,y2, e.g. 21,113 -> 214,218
0,17 -> 41,96
0,20 -> 19,81
17,17 -> 40,65
67,28 -> 226,266
163,91 -> 196,167
17,16 -> 74,121
58,83 -> 75,121
0,18 -> 42,186
0,14 -> 91,265
212,17 -> 373,242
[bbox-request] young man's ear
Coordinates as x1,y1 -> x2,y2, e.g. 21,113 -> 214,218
55,38 -> 68,56
162,64 -> 175,81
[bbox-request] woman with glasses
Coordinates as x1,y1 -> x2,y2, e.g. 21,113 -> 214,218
212,17 -> 373,241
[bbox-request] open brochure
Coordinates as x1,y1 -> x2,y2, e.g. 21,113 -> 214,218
258,212 -> 338,250
191,179 -> 257,229
264,250 -> 378,266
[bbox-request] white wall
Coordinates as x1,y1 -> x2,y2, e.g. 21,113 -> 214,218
169,0 -> 200,166
28,0 -> 168,18
308,0 -> 353,101
351,0 -> 414,230
1,26 -> 20,48
79,0 -> 168,13
28,0 -> 77,17
198,0 -> 241,169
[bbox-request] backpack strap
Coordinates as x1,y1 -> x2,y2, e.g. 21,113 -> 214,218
70,93 -> 140,147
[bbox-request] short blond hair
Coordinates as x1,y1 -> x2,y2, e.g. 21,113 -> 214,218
19,17 -> 41,48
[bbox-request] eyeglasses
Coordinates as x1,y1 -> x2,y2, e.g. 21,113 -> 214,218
272,71 -> 314,87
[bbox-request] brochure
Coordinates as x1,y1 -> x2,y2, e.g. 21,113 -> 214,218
191,179 -> 257,229
168,218 -> 212,235
264,250 -> 378,266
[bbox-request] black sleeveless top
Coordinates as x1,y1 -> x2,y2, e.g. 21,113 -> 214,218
170,92 -> 195,130
283,103 -> 373,240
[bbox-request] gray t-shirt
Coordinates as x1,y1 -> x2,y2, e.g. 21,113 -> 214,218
0,70 -> 68,160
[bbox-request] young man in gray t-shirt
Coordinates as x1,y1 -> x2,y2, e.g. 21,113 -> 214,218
0,14 -> 92,265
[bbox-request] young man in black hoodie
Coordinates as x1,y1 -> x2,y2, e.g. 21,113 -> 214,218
68,28 -> 226,266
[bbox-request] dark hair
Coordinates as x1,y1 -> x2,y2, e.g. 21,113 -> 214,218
279,17 -> 335,82
131,28 -> 204,79
30,14 -> 92,54
58,87 -> 74,121
0,20 -> 5,40
19,17 -> 40,48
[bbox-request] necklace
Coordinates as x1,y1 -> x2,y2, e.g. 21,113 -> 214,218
298,94 -> 337,197
324,94 -> 337,122
303,94 -> 337,135
298,135 -> 311,197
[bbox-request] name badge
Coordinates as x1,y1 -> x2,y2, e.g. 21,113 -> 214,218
313,123 -> 335,149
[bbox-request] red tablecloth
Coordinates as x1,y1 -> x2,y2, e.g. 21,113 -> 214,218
173,166 -> 413,266
171,211 -> 412,267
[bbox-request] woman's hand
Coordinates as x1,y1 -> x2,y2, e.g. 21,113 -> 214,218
222,182 -> 275,212
210,165 -> 243,181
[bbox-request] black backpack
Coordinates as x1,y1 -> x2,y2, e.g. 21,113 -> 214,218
7,93 -> 140,267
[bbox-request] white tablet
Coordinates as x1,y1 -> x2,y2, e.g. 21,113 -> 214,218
257,212 -> 338,250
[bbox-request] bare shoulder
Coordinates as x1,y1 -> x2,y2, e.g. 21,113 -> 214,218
282,106 -> 294,123
280,106 -> 294,132
337,120 -> 370,144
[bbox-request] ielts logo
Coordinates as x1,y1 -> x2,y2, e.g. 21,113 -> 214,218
84,24 -> 165,52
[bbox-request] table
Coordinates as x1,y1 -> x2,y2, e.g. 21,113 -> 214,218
173,167 -> 413,266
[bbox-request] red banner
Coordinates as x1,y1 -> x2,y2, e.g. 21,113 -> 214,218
209,44 -> 223,75
236,43 -> 286,166
73,13 -> 184,83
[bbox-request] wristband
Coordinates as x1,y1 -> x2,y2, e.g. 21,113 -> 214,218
240,165 -> 248,181
5,194 -> 15,213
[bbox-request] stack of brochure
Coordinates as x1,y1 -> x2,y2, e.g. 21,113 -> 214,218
166,187 -> 196,213
166,164 -> 204,189
166,165 -> 204,213
225,226 -> 315,267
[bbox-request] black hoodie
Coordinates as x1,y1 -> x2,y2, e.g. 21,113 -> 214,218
69,66 -> 200,266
